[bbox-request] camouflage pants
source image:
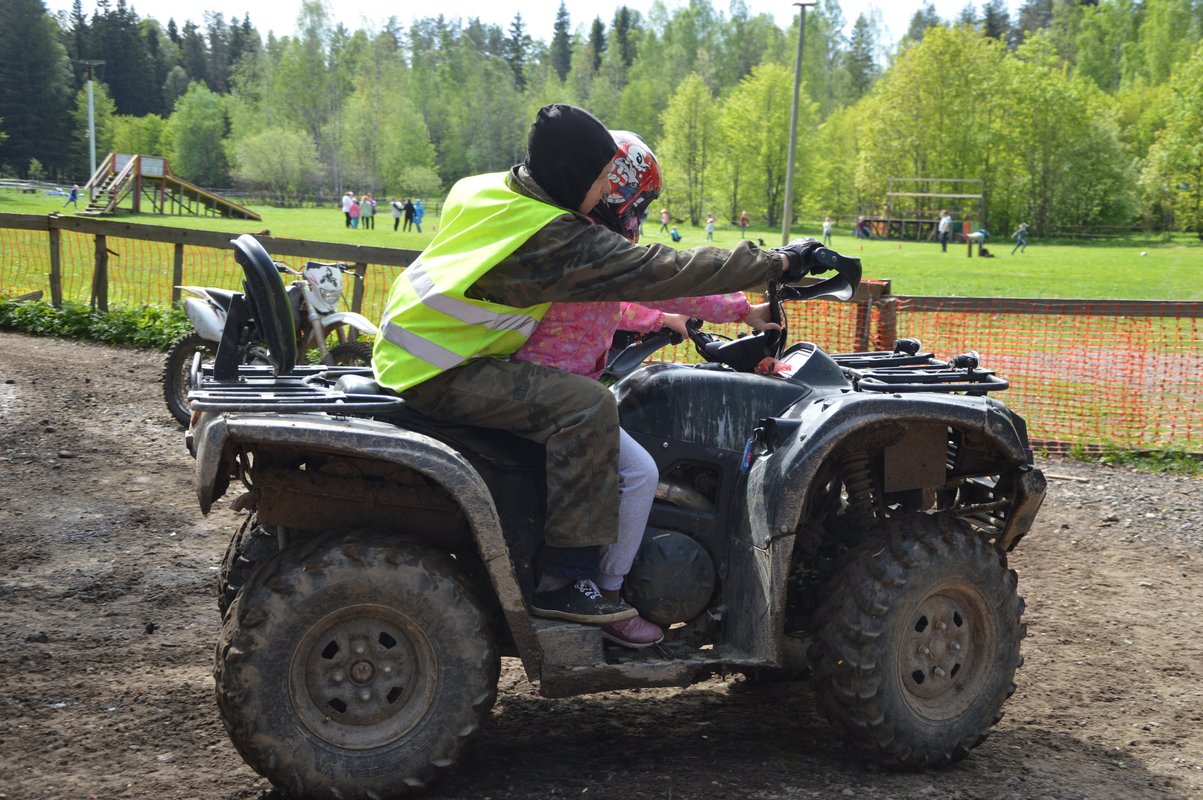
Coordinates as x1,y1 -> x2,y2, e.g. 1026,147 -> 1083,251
401,357 -> 620,549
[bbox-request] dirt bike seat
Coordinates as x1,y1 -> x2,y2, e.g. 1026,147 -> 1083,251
205,288 -> 239,313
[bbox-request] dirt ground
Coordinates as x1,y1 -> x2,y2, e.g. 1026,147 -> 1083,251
0,331 -> 1200,800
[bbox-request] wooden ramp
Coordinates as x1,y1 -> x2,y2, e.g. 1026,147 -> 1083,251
81,153 -> 260,221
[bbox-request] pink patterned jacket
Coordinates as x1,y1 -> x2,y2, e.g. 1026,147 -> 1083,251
513,295 -> 751,380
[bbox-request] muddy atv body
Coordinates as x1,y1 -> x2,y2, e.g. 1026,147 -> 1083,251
186,235 -> 1046,799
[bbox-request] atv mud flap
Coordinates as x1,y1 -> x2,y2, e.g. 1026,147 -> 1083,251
999,465 -> 1047,551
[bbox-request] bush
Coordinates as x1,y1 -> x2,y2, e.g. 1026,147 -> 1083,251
0,300 -> 191,350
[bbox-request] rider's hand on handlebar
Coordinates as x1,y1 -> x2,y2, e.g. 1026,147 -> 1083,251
773,238 -> 825,282
743,302 -> 782,332
659,312 -> 691,339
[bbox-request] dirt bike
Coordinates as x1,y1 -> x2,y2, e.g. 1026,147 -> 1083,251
185,234 -> 1045,800
162,258 -> 379,425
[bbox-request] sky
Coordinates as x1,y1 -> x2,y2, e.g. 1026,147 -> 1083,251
45,0 -> 1019,48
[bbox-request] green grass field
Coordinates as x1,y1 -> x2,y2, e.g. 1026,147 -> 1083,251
3,188 -> 1199,300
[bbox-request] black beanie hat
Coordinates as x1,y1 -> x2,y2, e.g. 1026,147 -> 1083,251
524,104 -> 617,212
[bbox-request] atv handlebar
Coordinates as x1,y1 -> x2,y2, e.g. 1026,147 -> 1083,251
606,247 -> 862,379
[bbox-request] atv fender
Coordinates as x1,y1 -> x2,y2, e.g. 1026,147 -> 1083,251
727,393 -> 1040,663
191,411 -> 541,665
751,392 -> 1035,550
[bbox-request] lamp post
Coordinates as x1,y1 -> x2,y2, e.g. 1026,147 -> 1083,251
80,60 -> 105,180
781,1 -> 816,245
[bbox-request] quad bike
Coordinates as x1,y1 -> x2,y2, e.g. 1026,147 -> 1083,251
185,234 -> 1046,800
162,259 -> 379,425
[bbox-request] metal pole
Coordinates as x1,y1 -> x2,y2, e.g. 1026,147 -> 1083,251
87,76 -> 96,178
781,1 -> 816,246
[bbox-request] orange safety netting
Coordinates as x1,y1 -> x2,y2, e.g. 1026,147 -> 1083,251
2,230 -> 1200,452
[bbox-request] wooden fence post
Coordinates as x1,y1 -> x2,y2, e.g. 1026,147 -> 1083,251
91,234 -> 108,311
48,225 -> 63,308
875,297 -> 899,351
171,243 -> 185,305
351,262 -> 367,315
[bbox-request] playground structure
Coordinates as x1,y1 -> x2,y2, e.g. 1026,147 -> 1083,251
862,177 -> 982,240
80,153 -> 260,221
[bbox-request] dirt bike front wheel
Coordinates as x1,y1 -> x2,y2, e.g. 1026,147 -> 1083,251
324,339 -> 374,366
162,332 -> 213,426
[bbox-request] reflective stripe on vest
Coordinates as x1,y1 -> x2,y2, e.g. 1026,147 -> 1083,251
404,262 -> 542,337
372,172 -> 565,392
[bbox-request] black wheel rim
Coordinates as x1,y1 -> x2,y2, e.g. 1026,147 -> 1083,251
897,582 -> 997,721
290,604 -> 439,750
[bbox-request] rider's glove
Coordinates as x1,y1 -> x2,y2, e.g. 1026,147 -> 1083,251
774,238 -> 829,282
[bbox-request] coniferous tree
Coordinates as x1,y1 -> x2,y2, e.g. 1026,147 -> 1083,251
589,17 -> 606,73
613,7 -> 638,68
205,12 -> 230,93
906,3 -> 943,44
1014,0 -> 1055,45
550,2 -> 572,82
166,18 -> 179,45
845,14 -> 879,98
504,13 -> 530,90
982,0 -> 1013,43
179,21 -> 209,87
0,0 -> 73,175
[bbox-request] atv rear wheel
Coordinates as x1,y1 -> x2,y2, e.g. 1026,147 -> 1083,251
215,530 -> 499,800
216,512 -> 279,618
808,513 -> 1025,767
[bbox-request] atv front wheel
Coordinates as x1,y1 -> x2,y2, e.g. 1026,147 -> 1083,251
215,531 -> 500,799
808,513 -> 1025,767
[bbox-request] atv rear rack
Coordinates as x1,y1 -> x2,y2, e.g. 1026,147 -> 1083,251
189,363 -> 404,415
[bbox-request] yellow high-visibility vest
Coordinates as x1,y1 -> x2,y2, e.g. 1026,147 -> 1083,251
372,172 -> 566,392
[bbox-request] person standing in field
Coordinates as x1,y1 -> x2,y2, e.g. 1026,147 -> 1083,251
1011,222 -> 1029,254
360,194 -> 375,230
822,216 -> 833,246
739,210 -> 749,238
402,198 -> 416,232
349,196 -> 361,229
938,209 -> 952,252
342,191 -> 355,227
705,213 -> 716,241
391,198 -> 403,231
659,208 -> 670,234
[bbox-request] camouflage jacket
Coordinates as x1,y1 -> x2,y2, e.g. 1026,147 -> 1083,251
465,166 -> 785,309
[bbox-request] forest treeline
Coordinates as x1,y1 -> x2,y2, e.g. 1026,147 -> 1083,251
1,0 -> 1202,236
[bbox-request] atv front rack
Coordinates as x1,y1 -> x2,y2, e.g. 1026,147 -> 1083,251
830,349 -> 1010,395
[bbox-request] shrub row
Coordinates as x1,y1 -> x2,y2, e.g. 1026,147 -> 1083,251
0,300 -> 190,351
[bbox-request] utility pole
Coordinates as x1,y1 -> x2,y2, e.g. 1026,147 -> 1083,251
81,60 -> 105,179
781,2 -> 816,246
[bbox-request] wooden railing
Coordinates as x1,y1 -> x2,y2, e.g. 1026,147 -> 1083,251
0,212 -> 420,313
